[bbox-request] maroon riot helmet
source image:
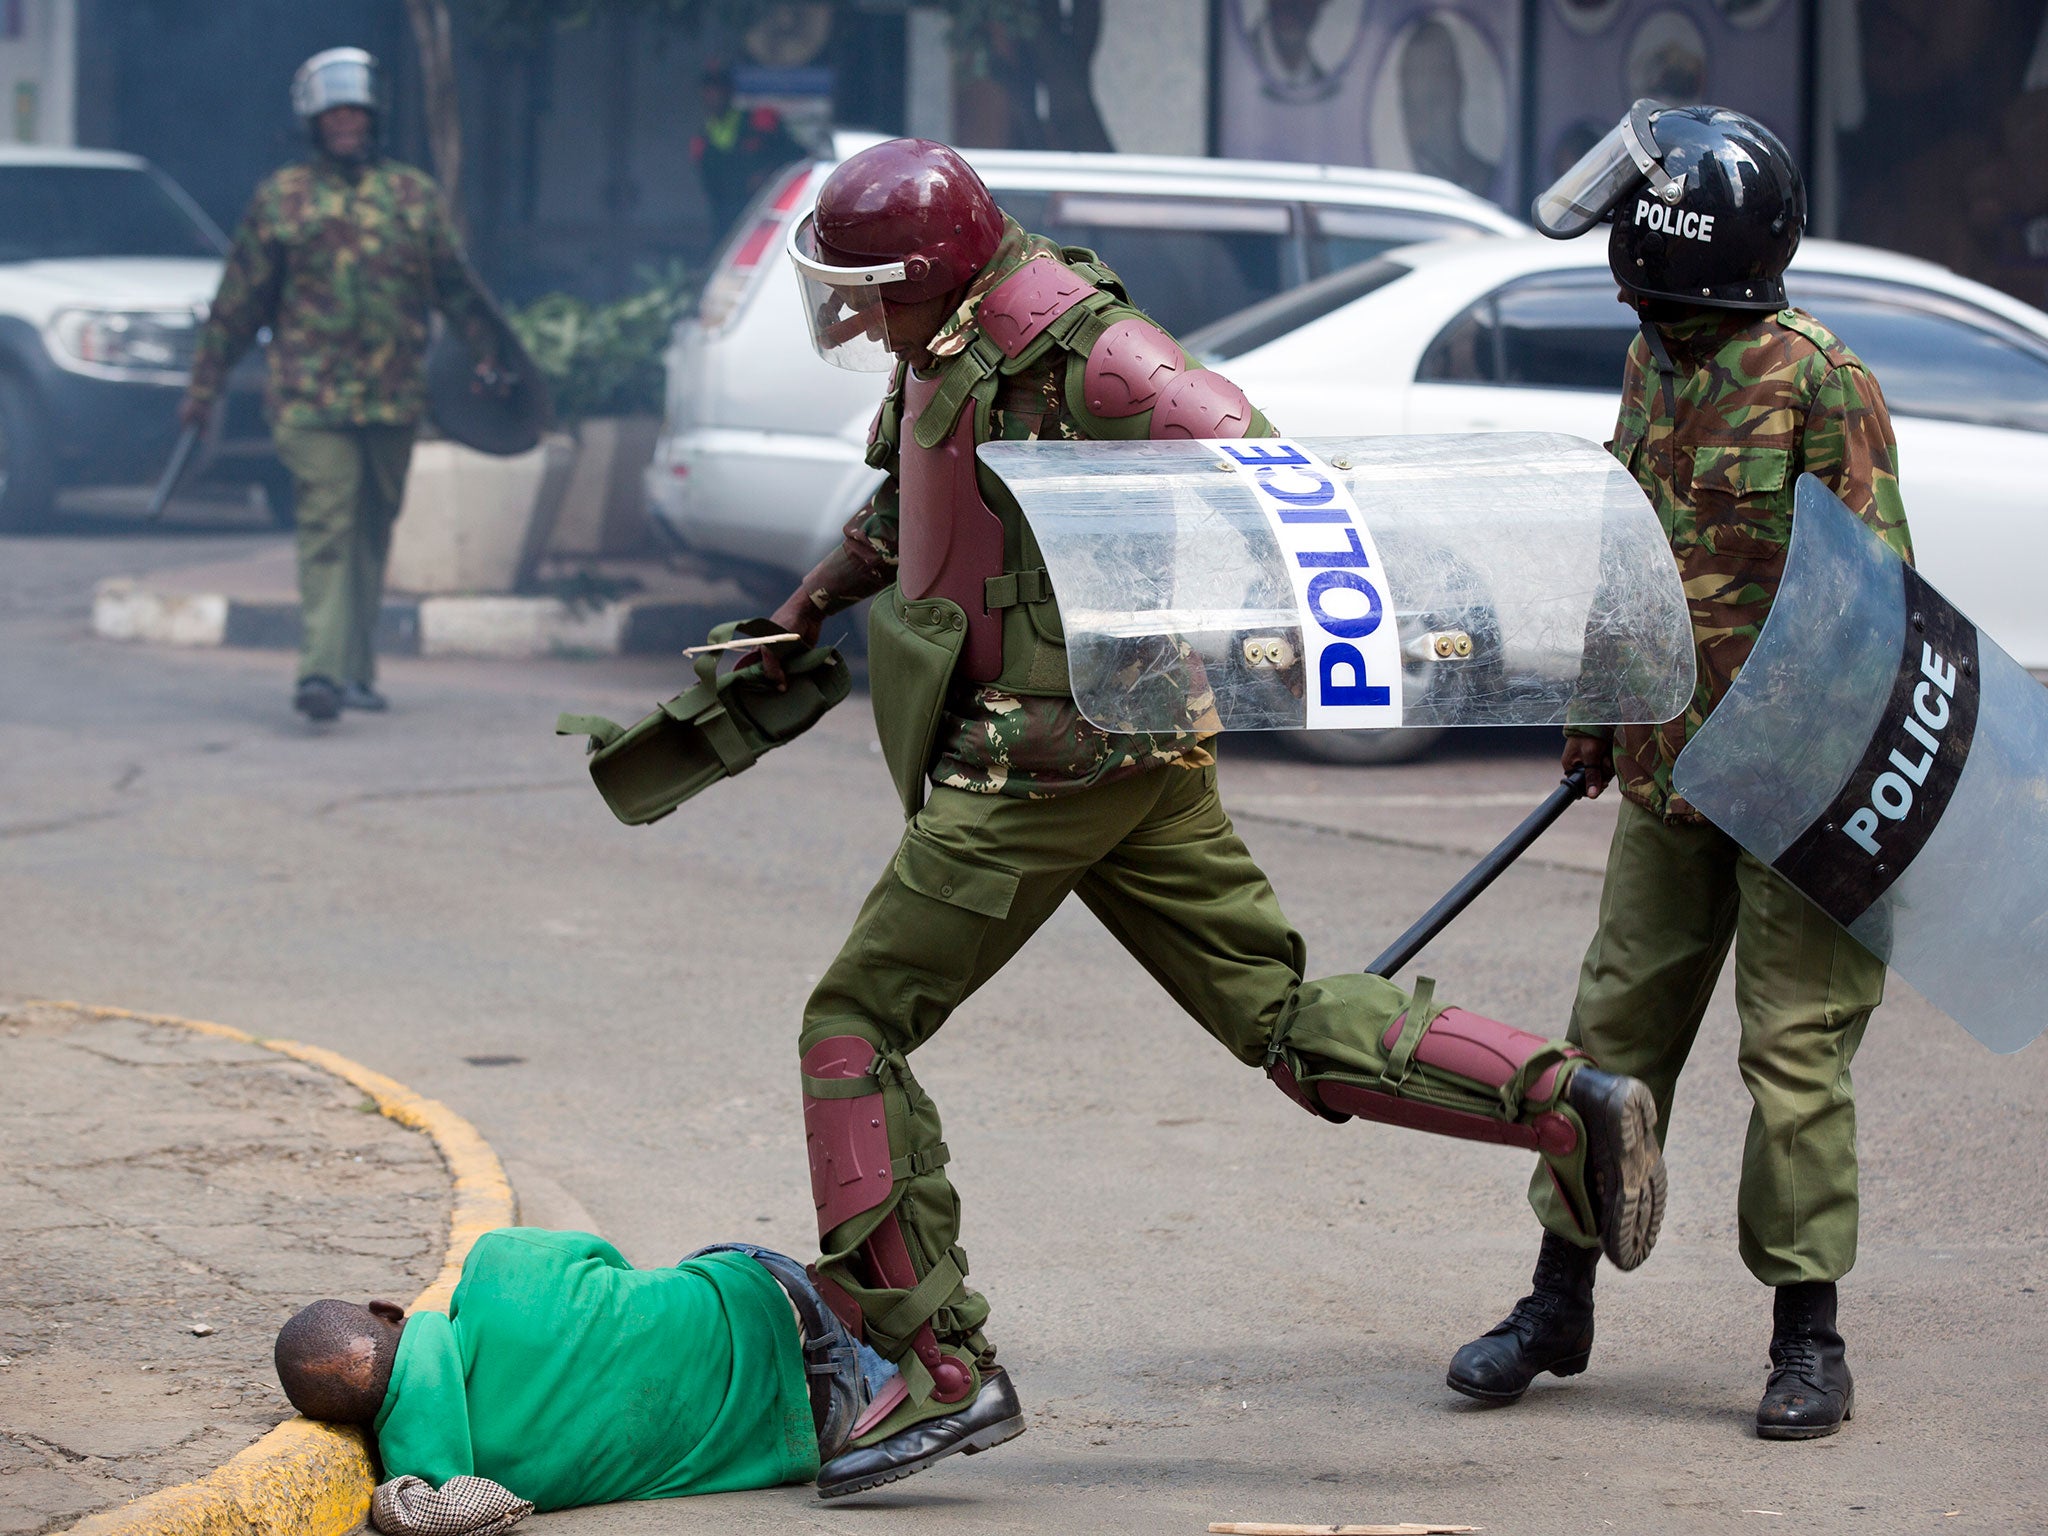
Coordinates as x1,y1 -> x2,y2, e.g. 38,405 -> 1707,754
788,138 -> 1004,370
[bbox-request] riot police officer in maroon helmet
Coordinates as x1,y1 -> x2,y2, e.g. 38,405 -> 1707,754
767,138 -> 1668,1499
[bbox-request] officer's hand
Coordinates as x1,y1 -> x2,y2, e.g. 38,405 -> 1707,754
1562,734 -> 1615,799
746,599 -> 823,690
176,393 -> 211,431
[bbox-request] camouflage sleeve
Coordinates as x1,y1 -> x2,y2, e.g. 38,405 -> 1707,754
1803,360 -> 1913,565
187,202 -> 280,407
1572,345 -> 1647,740
425,191 -> 501,370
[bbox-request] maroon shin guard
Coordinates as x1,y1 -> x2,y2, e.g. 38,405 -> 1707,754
803,1035 -> 973,1404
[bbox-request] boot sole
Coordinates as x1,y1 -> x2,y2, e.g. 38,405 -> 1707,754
1594,1078 -> 1666,1272
1446,1347 -> 1591,1405
816,1414 -> 1026,1499
1757,1388 -> 1853,1441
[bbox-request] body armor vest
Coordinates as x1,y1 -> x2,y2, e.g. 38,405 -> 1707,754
894,257 -> 1098,685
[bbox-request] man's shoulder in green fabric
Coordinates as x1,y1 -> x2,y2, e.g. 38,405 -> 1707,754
458,1227 -> 627,1281
374,1310 -> 474,1485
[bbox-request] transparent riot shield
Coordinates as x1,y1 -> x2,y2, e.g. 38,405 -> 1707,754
977,433 -> 1693,736
1673,477 -> 2048,1054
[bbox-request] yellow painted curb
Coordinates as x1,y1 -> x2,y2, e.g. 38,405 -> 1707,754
30,1000 -> 518,1536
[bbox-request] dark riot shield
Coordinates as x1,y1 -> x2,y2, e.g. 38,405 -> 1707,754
976,433 -> 1694,736
1673,477 -> 2048,1054
426,296 -> 551,456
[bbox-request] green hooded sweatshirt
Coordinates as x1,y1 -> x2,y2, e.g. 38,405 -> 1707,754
374,1229 -> 818,1510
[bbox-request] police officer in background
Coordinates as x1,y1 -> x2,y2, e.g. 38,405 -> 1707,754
690,62 -> 805,244
1446,103 -> 1914,1440
763,138 -> 1672,1499
182,49 -> 502,722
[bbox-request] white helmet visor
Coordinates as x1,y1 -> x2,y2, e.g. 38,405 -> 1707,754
292,49 -> 379,122
1532,99 -> 1678,239
787,213 -> 904,373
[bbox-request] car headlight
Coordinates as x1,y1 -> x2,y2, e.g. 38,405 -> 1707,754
46,307 -> 204,381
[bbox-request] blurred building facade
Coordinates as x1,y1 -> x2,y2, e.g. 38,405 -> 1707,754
46,1 -> 2048,311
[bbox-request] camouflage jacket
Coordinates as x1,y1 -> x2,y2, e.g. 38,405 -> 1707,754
802,220 -> 1235,799
1581,307 -> 1913,822
188,156 -> 497,430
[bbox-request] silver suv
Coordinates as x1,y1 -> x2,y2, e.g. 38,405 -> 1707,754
0,147 -> 274,530
646,136 -> 1524,592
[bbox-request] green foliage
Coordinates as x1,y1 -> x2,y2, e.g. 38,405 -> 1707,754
507,264 -> 697,421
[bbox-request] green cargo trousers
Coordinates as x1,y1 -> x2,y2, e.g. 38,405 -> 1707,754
801,762 -> 1595,1416
1529,797 -> 1884,1284
272,422 -> 416,687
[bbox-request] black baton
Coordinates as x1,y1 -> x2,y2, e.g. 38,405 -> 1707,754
1366,765 -> 1590,979
145,424 -> 202,522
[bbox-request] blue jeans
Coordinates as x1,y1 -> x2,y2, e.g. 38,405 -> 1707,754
684,1243 -> 897,1401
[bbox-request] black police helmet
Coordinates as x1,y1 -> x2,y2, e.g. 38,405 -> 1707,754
1608,105 -> 1805,311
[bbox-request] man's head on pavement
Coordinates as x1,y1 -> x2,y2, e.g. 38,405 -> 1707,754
316,106 -> 374,164
274,1297 -> 406,1423
788,138 -> 1005,371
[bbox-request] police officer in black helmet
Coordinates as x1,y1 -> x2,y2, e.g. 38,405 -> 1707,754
1444,102 -> 1913,1441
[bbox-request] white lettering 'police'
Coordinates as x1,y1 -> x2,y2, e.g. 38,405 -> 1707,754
1214,440 -> 1404,731
1634,199 -> 1716,243
1842,642 -> 1958,857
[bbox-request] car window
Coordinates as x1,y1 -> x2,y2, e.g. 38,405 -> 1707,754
1788,286 -> 2048,434
0,166 -> 224,262
1309,205 -> 1492,276
1184,257 -> 1411,363
995,191 -> 1299,337
1418,275 -> 1635,391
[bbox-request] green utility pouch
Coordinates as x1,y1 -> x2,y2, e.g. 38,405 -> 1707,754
554,618 -> 851,825
868,587 -> 968,820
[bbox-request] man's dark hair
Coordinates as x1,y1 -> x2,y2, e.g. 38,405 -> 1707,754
274,1299 -> 398,1424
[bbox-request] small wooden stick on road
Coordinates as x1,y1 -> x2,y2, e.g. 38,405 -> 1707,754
1209,1524 -> 1481,1535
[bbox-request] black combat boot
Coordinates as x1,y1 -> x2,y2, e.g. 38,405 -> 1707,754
816,1365 -> 1025,1498
1565,1063 -> 1666,1270
293,675 -> 341,722
1756,1281 -> 1853,1439
1446,1232 -> 1599,1404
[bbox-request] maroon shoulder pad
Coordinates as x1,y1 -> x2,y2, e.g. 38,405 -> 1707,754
1149,368 -> 1256,439
977,256 -> 1099,359
1083,317 -> 1184,418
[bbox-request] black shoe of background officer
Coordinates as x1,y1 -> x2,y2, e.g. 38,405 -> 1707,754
340,681 -> 388,712
1756,1282 -> 1852,1439
294,675 -> 342,722
1446,1231 -> 1599,1404
816,1365 -> 1025,1499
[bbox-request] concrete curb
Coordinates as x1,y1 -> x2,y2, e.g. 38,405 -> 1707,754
92,578 -> 732,659
31,1000 -> 517,1536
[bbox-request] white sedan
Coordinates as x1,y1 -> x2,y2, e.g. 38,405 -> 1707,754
1193,233 -> 2048,688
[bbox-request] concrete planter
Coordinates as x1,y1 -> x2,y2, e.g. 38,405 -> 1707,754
546,414 -> 662,558
386,434 -> 578,595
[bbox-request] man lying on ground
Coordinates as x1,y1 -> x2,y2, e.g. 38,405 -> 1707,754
274,1227 -> 895,1531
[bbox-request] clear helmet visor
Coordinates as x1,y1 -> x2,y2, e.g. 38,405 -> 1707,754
292,51 -> 379,121
1532,99 -> 1675,239
787,214 -> 903,374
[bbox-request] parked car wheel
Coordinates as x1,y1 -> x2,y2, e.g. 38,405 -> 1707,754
0,372 -> 56,531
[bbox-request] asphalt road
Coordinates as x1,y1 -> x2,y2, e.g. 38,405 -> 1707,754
4,510 -> 2043,1536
